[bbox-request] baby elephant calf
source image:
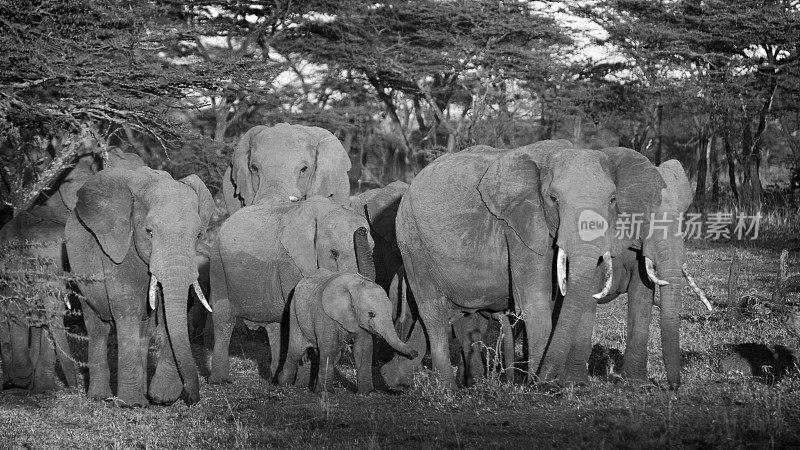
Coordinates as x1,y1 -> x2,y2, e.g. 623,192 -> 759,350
279,269 -> 418,393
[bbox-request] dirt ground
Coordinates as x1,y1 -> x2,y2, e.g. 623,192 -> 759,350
2,237 -> 800,449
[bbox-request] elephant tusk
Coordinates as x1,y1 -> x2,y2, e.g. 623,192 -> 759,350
289,195 -> 299,202
682,263 -> 713,312
593,252 -> 614,299
556,247 -> 567,296
645,258 -> 669,286
193,280 -> 212,313
149,274 -> 158,310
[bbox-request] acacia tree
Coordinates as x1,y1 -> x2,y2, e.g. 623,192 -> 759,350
272,0 -> 570,178
577,0 -> 800,211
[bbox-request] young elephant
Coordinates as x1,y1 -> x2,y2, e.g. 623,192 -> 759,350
278,269 -> 418,393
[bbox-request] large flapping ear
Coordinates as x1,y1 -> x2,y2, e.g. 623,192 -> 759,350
322,273 -> 361,334
74,167 -> 136,264
293,267 -> 332,316
477,150 -> 548,254
301,126 -> 351,206
179,174 -> 215,230
280,198 -> 336,277
658,159 -> 693,214
232,125 -> 271,205
58,155 -> 97,211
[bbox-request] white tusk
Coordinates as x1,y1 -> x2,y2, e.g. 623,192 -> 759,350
64,295 -> 71,309
193,280 -> 212,312
289,195 -> 299,202
556,247 -> 567,296
682,263 -> 713,311
149,274 -> 158,310
593,252 -> 614,299
645,258 -> 669,286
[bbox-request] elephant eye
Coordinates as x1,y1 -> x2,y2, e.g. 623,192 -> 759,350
330,249 -> 339,259
300,165 -> 308,174
145,227 -> 153,237
609,196 -> 617,205
368,312 -> 376,318
549,193 -> 558,203
250,164 -> 258,172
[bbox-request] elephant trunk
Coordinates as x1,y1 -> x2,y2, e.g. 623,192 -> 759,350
160,275 -> 200,404
354,227 -> 376,281
370,316 -> 418,359
539,251 -> 601,381
652,237 -> 684,389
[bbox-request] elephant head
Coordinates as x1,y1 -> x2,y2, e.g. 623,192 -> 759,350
318,271 -> 418,358
280,196 -> 375,280
477,140 -> 665,380
74,166 -> 214,403
225,123 -> 351,212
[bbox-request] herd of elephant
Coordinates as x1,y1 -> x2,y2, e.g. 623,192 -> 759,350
0,123 -> 698,407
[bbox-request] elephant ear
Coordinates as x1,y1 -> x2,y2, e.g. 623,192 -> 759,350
322,273 -> 361,334
221,166 -> 241,215
179,174 -> 215,230
600,147 -> 666,249
232,125 -> 270,206
658,160 -> 693,214
58,155 -> 97,211
477,151 -> 549,255
281,197 -> 336,277
303,126 -> 351,206
74,167 -> 135,264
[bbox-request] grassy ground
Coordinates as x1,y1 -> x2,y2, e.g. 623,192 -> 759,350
2,234 -> 800,449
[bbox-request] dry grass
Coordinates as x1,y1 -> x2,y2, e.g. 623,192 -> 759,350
2,230 -> 800,448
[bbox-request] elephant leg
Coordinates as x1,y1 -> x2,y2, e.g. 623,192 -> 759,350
277,323 -> 308,388
621,275 -> 654,383
562,300 -> 597,386
2,305 -> 34,389
209,248 -> 235,384
453,313 -> 487,388
150,303 -> 183,405
114,317 -> 149,407
314,328 -> 342,394
353,331 -> 375,394
418,296 -> 456,389
265,322 -> 283,383
31,327 -> 59,394
0,315 -> 11,386
83,306 -> 112,400
508,237 -> 552,384
494,312 -> 516,384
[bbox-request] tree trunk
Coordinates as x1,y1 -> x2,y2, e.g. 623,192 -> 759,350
710,134 -> 720,203
655,104 -> 663,165
723,132 -> 739,204
694,131 -> 708,212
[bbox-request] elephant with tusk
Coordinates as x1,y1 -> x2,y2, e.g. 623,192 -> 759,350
65,166 -> 214,406
390,140 -> 665,389
561,157 -> 696,389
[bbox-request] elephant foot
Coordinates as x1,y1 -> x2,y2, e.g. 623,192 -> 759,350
208,371 -> 232,385
293,363 -> 312,388
3,376 -> 33,391
561,373 -> 590,388
111,392 -> 150,408
148,381 -> 183,406
87,382 -> 113,401
31,375 -> 59,394
533,379 -> 565,395
183,388 -> 200,406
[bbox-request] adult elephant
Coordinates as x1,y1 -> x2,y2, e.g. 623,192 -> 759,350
393,141 -> 664,388
0,150 -> 144,392
222,123 -> 351,214
65,166 -> 214,406
353,183 -> 514,388
566,158 -> 693,389
208,196 -> 376,384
